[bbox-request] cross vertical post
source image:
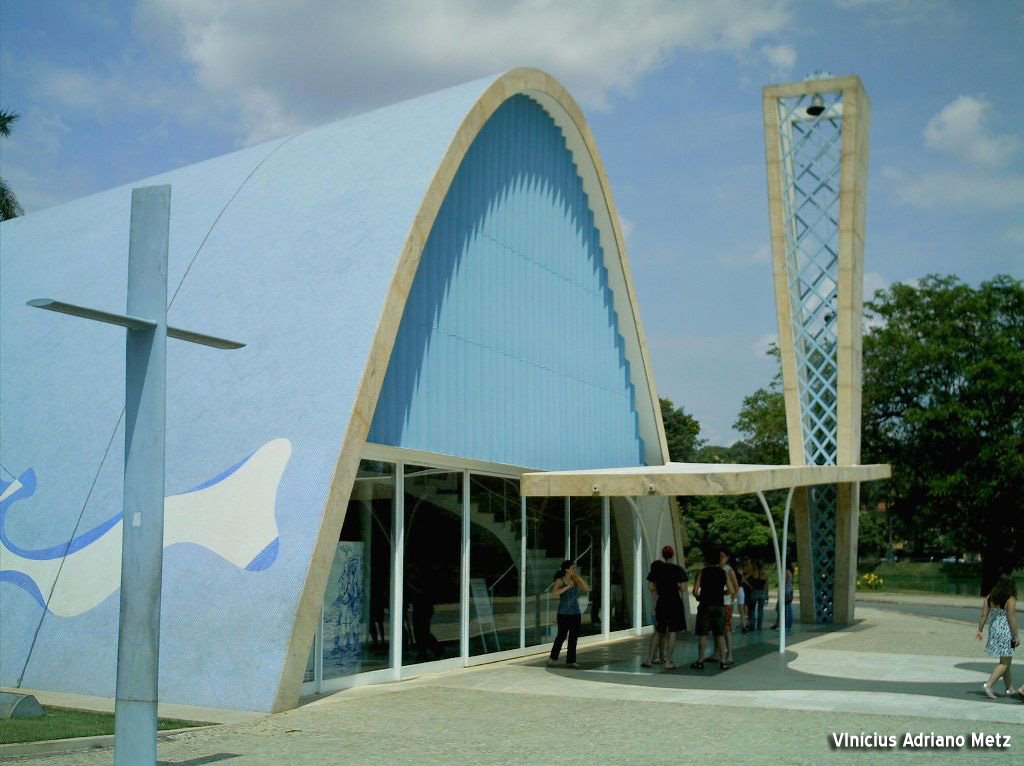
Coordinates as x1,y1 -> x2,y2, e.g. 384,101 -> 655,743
113,185 -> 170,766
27,184 -> 244,766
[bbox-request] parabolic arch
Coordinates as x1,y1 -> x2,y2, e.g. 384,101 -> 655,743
277,69 -> 670,709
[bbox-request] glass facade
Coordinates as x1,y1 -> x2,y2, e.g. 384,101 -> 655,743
524,496 -> 567,647
468,475 -> 521,656
303,453 -> 674,693
569,497 -> 603,636
609,500 -> 632,631
403,465 -> 463,665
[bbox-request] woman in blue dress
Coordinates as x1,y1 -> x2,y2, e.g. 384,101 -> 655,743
976,576 -> 1020,699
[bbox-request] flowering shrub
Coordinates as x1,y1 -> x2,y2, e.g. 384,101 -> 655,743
857,572 -> 884,590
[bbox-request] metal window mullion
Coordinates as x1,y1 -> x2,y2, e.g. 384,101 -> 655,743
392,461 -> 405,674
601,497 -> 610,639
564,496 -> 571,558
461,470 -> 470,661
520,495 -> 527,649
633,505 -> 642,631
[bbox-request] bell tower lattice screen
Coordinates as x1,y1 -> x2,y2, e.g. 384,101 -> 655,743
763,74 -> 870,625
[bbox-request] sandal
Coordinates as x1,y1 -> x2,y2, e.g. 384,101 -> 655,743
689,660 -> 704,670
664,662 -> 679,670
641,661 -> 653,668
720,661 -> 733,670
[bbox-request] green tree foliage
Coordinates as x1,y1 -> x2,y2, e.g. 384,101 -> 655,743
0,110 -> 23,221
680,442 -> 784,566
659,398 -> 703,461
682,492 -> 781,567
857,509 -> 889,561
862,274 -> 1024,592
662,393 -> 789,567
732,345 -> 788,465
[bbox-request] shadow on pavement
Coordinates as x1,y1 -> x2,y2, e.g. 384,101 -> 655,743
526,629 -> 1024,706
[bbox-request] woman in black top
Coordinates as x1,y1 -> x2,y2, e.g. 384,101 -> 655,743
747,560 -> 768,631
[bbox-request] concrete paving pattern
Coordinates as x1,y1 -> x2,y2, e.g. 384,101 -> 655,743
2,595 -> 1023,765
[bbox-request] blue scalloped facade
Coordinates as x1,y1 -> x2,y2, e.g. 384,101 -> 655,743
369,96 -> 643,469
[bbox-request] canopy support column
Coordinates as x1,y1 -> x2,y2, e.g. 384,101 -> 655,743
757,487 -> 795,654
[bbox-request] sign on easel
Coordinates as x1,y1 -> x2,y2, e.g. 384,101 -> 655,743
469,578 -> 500,652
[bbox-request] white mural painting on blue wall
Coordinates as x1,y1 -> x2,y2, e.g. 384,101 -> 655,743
0,438 -> 292,618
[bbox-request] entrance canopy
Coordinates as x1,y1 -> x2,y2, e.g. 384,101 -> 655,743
522,461 -> 891,656
520,462 -> 891,498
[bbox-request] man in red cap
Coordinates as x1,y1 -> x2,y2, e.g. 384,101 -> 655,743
641,544 -> 688,669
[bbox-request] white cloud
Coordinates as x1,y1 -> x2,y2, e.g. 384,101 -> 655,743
924,96 -> 1019,167
20,49 -> 229,133
0,110 -> 80,211
760,43 -> 796,79
145,0 -> 792,144
882,166 -> 1024,211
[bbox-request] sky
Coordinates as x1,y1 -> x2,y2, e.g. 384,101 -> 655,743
2,0 -> 1022,446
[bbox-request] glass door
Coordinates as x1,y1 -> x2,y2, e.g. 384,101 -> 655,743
524,496 -> 566,646
569,497 -> 603,637
402,465 -> 463,666
468,475 -> 522,656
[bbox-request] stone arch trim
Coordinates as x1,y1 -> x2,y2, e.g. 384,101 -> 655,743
273,68 -> 669,709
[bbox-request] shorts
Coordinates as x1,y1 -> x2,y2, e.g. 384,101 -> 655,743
695,605 -> 726,637
654,602 -> 686,634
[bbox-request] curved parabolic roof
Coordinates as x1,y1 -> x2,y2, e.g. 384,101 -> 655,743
0,69 -> 668,711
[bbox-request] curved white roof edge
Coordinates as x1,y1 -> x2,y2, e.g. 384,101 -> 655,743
278,68 -> 670,709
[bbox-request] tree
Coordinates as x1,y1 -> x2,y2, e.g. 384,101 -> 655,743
857,509 -> 888,561
659,398 -> 703,461
732,345 -> 788,465
862,275 -> 1024,592
0,110 -> 23,221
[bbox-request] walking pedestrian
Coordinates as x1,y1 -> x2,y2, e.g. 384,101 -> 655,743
977,575 -> 1020,698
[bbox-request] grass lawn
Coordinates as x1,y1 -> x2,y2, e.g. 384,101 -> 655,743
0,707 -> 205,745
857,561 -> 1024,596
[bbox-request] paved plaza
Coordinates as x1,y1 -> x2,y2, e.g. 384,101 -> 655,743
3,594 -> 1023,765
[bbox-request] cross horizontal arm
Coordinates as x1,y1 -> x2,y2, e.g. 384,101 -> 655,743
166,327 -> 245,350
28,298 -> 155,331
27,298 -> 245,350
